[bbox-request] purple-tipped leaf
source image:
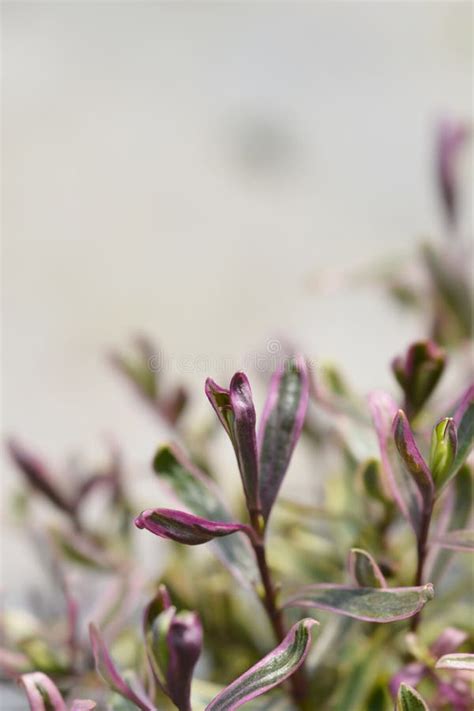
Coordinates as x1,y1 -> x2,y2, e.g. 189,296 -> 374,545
391,341 -> 446,420
152,445 -> 258,587
70,703 -> 96,711
89,624 -> 156,711
205,619 -> 317,710
258,356 -> 309,522
432,529 -> 474,552
20,673 -> 67,711
143,588 -> 202,711
135,508 -> 251,546
436,119 -> 469,227
284,583 -> 434,622
369,392 -> 425,537
166,611 -> 203,711
393,410 -> 434,513
435,654 -> 474,672
205,373 -> 260,514
348,548 -> 387,588
396,683 -> 430,711
7,440 -> 74,515
229,373 -> 260,513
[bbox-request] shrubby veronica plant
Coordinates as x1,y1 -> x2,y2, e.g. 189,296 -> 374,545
1,121 -> 473,710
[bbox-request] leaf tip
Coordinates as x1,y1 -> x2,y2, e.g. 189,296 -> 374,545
422,583 -> 435,602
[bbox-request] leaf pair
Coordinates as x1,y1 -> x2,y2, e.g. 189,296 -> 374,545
205,372 -> 260,516
89,585 -> 203,711
282,546 -> 434,623
422,383 -> 473,496
368,384 -> 474,541
206,357 -> 309,524
89,587 -> 317,711
20,672 -> 95,711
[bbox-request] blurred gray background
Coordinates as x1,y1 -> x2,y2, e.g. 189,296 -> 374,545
1,1 -> 472,594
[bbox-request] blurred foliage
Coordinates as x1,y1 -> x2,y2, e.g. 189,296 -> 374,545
1,120 -> 473,710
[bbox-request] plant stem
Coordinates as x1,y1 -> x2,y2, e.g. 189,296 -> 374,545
410,507 -> 433,632
253,541 -> 287,640
250,513 -> 308,707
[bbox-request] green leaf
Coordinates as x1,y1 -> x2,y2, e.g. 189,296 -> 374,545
437,385 -> 474,492
359,458 -> 389,503
396,683 -> 430,711
430,418 -> 457,489
284,584 -> 434,622
153,445 -> 259,587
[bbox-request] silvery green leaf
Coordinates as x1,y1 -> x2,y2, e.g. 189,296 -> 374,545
258,356 -> 309,522
284,583 -> 434,622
